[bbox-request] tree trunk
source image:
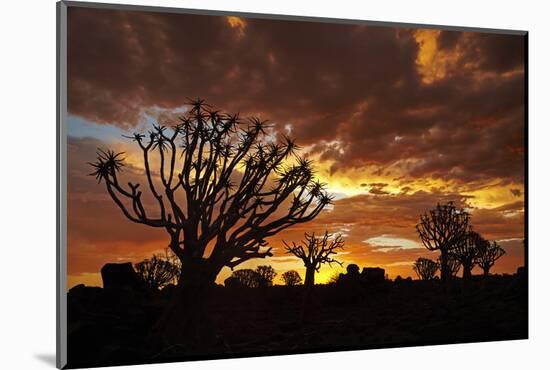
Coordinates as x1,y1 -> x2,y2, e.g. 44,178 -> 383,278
304,266 -> 315,288
301,266 -> 316,324
483,266 -> 490,278
152,257 -> 220,352
179,257 -> 219,288
440,249 -> 449,286
462,263 -> 472,280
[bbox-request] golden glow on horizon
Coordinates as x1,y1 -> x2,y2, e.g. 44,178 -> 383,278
306,151 -> 524,212
68,273 -> 102,289
464,184 -> 524,209
117,140 -> 524,211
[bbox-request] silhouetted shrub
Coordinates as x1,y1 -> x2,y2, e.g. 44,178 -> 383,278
227,269 -> 260,288
134,254 -> 180,290
223,276 -> 241,288
256,265 -> 277,287
327,272 -> 342,285
281,270 -> 302,286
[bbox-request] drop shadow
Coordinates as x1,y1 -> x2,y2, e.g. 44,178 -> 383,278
34,353 -> 56,367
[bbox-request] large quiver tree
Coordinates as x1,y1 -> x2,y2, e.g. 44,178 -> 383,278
416,201 -> 470,285
89,99 -> 332,289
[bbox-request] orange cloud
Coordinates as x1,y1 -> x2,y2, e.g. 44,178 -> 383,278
226,16 -> 246,37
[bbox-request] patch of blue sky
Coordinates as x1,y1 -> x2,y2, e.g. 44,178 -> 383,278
67,115 -> 131,142
67,104 -> 189,141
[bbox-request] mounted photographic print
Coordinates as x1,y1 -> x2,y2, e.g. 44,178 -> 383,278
56,1 -> 528,368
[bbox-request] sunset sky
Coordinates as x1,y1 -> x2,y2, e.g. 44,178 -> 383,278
66,7 -> 525,288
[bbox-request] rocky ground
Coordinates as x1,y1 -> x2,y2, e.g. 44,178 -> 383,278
66,274 -> 527,369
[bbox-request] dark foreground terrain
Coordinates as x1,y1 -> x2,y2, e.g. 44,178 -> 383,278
67,275 -> 527,369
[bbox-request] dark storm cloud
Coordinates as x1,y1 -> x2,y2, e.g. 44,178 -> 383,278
67,7 -> 525,184
437,31 -> 525,73
368,182 -> 389,195
315,190 -> 473,230
68,7 -> 419,128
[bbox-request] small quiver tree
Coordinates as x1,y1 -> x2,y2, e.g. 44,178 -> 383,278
281,270 -> 302,286
416,201 -> 470,285
412,257 -> 439,281
284,231 -> 344,288
475,241 -> 506,277
451,230 -> 485,281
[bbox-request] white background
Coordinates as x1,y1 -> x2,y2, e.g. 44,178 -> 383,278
1,0 -> 548,369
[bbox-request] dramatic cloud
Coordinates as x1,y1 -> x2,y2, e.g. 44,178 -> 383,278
68,8 -> 524,186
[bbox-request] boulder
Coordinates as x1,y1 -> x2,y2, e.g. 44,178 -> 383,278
101,262 -> 142,290
346,264 -> 360,276
361,267 -> 385,284
68,283 -> 102,296
69,284 -> 86,294
337,265 -> 361,287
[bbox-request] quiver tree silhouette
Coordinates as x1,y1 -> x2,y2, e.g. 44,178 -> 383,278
89,99 -> 331,290
412,257 -> 439,281
438,254 -> 461,278
416,201 -> 470,285
134,252 -> 181,290
476,240 -> 506,277
451,230 -> 485,281
255,265 -> 277,287
284,231 -> 344,288
281,270 -> 302,286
